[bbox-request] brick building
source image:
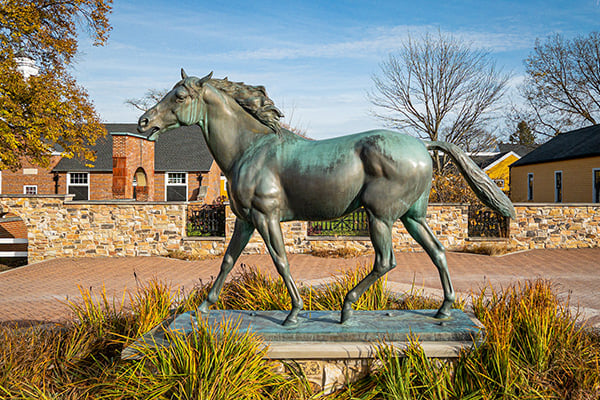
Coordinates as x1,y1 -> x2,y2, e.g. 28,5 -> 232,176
0,124 -> 225,203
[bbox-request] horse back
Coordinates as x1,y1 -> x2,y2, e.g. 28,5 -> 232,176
275,130 -> 431,221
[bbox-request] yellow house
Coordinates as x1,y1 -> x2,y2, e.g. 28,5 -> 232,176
480,151 -> 521,194
470,144 -> 535,195
510,124 -> 600,203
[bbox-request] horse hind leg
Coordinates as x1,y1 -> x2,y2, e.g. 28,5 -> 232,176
341,213 -> 395,323
400,202 -> 456,318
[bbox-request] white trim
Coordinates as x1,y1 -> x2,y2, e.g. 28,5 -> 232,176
23,185 -> 37,195
554,170 -> 563,203
593,168 -> 600,203
466,151 -> 500,157
0,238 -> 28,244
0,251 -> 27,257
67,172 -> 90,200
165,172 -> 188,201
527,172 -> 534,201
483,151 -> 521,172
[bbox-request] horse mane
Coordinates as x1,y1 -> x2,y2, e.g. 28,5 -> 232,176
209,78 -> 283,134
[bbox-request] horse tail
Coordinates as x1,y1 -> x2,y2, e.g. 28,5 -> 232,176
425,141 -> 516,219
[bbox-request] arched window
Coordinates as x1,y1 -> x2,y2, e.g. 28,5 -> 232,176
133,168 -> 148,200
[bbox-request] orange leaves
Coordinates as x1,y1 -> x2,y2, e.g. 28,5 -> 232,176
0,0 -> 112,170
429,171 -> 481,204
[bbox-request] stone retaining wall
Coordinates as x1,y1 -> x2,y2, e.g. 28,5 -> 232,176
0,195 -> 598,262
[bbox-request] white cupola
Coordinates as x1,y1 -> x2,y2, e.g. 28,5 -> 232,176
15,49 -> 39,79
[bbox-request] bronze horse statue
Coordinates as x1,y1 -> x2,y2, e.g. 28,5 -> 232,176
138,70 -> 515,326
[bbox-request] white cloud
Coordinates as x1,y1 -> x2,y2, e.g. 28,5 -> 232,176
201,24 -> 537,62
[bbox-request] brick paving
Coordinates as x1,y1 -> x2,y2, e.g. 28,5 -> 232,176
0,248 -> 599,327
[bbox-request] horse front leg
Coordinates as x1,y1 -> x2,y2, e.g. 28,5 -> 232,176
251,210 -> 303,326
341,215 -> 395,323
198,218 -> 255,313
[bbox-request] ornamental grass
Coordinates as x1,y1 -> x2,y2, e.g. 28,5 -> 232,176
0,264 -> 598,399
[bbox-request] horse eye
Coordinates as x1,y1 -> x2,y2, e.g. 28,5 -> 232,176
175,87 -> 187,100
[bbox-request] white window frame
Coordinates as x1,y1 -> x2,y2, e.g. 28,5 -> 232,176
23,185 -> 37,195
554,170 -> 563,203
527,173 -> 534,201
67,172 -> 90,200
593,168 -> 600,203
165,172 -> 188,201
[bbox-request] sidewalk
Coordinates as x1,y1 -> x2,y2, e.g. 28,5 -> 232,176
1,248 -> 599,327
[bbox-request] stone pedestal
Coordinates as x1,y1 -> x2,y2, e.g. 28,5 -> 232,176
123,309 -> 484,393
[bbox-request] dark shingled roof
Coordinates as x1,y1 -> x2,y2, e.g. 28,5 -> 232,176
497,143 -> 537,157
53,124 -> 214,172
471,152 -> 507,169
511,124 -> 600,167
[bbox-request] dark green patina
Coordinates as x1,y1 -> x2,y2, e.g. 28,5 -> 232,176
137,70 -> 515,326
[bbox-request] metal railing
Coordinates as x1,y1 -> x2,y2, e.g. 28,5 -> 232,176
307,208 -> 369,237
187,204 -> 226,237
468,204 -> 509,238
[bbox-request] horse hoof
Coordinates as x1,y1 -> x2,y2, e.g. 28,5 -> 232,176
434,308 -> 451,319
340,308 -> 353,324
198,302 -> 210,314
282,316 -> 298,327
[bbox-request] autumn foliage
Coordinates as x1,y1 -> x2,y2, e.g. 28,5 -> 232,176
0,0 -> 112,170
429,171 -> 481,204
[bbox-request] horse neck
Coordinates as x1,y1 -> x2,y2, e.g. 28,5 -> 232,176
201,86 -> 272,174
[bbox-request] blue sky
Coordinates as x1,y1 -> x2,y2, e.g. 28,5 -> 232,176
73,0 -> 600,140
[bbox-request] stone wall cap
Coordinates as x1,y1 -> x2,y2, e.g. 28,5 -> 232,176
513,202 -> 600,207
68,200 -> 189,205
306,236 -> 370,241
182,236 -> 226,242
0,194 -> 74,199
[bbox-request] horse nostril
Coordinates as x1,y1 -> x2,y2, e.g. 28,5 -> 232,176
139,117 -> 149,128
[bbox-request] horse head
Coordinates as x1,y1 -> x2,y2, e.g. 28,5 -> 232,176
137,70 -> 213,141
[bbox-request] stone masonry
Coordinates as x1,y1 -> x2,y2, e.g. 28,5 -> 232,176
0,195 -> 597,263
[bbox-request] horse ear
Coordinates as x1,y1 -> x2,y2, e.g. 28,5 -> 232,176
198,71 -> 213,85
181,68 -> 188,79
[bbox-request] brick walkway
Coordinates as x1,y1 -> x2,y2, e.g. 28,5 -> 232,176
1,248 -> 599,327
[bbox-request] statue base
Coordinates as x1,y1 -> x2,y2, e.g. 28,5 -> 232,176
123,309 -> 484,393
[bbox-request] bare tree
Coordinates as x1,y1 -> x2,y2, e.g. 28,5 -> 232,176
369,31 -> 510,171
522,32 -> 600,135
125,88 -> 168,112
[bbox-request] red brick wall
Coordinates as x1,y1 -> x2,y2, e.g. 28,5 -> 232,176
0,215 -> 28,239
154,173 -> 165,201
203,161 -> 224,203
1,156 -> 61,195
91,173 -> 114,200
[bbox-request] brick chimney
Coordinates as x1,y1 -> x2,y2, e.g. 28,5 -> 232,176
111,133 -> 155,200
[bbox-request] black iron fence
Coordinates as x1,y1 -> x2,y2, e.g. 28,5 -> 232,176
187,204 -> 226,237
468,204 -> 509,239
307,208 -> 369,237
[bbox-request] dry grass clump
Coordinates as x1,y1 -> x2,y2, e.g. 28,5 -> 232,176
165,249 -> 223,261
1,265 -> 599,398
307,246 -> 371,259
454,242 -> 517,256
